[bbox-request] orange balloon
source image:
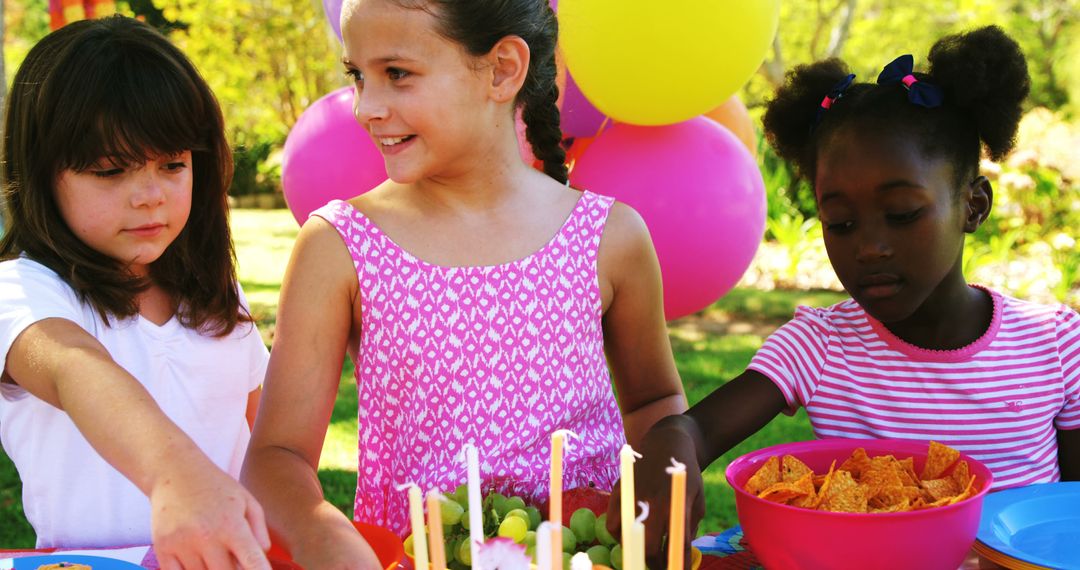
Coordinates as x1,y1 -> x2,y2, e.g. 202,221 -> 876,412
704,95 -> 757,157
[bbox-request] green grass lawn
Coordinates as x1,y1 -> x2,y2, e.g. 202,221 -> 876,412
0,208 -> 845,547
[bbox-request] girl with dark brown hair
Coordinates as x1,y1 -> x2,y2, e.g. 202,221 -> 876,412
0,15 -> 271,569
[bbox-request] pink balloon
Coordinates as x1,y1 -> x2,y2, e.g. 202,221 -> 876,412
560,71 -> 608,138
281,86 -> 387,226
323,0 -> 343,41
569,118 -> 765,320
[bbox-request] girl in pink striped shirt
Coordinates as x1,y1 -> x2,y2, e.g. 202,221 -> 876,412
625,26 -> 1079,565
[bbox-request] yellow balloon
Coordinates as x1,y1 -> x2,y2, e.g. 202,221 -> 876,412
558,0 -> 779,126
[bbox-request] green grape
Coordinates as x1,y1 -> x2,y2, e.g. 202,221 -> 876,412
562,552 -> 572,570
586,545 -> 611,566
457,538 -> 473,566
484,492 -> 508,514
461,510 -> 471,531
524,506 -> 542,530
595,513 -> 617,547
451,483 -> 469,506
504,508 -> 530,525
448,561 -> 469,570
560,525 -> 577,553
441,498 -> 465,526
497,515 -> 528,543
523,530 -> 537,547
569,508 -> 597,545
504,495 -> 526,513
404,533 -> 415,557
610,544 -> 623,570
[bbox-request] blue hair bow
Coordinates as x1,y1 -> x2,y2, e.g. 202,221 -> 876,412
813,73 -> 856,131
876,54 -> 944,108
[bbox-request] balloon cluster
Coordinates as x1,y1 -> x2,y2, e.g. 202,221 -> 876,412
283,0 -> 777,319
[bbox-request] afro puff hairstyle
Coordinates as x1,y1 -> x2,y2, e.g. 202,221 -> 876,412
762,25 -> 1030,189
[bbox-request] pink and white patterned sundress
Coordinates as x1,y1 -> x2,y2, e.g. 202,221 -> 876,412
311,190 -> 626,536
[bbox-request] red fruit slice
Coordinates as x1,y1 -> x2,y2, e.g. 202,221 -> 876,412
538,484 -> 612,526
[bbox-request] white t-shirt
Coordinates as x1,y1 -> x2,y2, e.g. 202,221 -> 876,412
0,257 -> 268,548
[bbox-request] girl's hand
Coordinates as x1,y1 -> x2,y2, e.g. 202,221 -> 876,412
150,462 -> 271,570
606,415 -> 706,570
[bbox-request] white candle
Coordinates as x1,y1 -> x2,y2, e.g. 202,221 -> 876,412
536,521 -> 553,570
465,444 -> 484,570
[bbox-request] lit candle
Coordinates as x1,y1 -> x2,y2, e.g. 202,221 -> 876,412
464,444 -> 484,570
666,459 -> 687,570
536,521 -> 552,570
619,444 -> 642,558
427,490 -> 446,570
396,483 -> 429,570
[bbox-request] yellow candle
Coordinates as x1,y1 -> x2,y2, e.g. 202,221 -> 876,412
409,486 -> 430,570
667,459 -> 687,570
549,431 -> 565,570
427,491 -> 446,570
630,520 -> 645,570
628,500 -> 648,570
619,444 -> 641,556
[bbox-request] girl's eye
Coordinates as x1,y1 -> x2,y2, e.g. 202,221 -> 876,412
92,168 -> 124,178
164,161 -> 188,172
344,68 -> 363,83
387,67 -> 410,81
886,209 -> 923,224
823,220 -> 854,233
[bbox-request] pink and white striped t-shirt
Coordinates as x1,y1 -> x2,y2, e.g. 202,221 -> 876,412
748,286 -> 1080,489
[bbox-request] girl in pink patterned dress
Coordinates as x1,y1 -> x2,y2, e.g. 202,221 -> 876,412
241,0 -> 687,567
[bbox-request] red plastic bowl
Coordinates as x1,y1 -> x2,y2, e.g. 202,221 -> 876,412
267,521 -> 404,570
725,439 -> 993,570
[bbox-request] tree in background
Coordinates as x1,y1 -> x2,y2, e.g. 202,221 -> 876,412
748,0 -> 1077,116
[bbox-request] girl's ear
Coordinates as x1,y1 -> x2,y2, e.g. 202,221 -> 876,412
963,176 -> 993,233
486,35 -> 530,104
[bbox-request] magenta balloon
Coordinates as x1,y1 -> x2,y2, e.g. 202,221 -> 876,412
323,0 -> 343,41
569,118 -> 766,320
281,86 -> 387,226
560,72 -> 607,138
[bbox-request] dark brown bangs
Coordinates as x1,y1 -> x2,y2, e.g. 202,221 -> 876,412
42,30 -> 208,175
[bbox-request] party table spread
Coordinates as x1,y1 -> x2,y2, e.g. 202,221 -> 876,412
1,529 -> 1010,569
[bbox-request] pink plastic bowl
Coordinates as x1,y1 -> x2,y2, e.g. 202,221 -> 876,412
725,438 -> 993,570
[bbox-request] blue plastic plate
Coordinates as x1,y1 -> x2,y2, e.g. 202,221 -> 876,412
976,481 -> 1080,569
10,554 -> 145,570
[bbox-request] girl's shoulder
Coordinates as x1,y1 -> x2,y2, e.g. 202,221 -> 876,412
0,256 -> 74,295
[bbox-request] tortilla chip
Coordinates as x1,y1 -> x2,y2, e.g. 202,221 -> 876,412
838,447 -> 872,479
950,460 -> 970,490
860,456 -> 906,500
782,454 -> 814,483
898,457 -> 920,487
759,471 -> 816,505
745,456 -> 781,495
820,470 -> 868,513
947,475 -> 978,505
920,477 -> 961,502
921,441 -> 960,480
